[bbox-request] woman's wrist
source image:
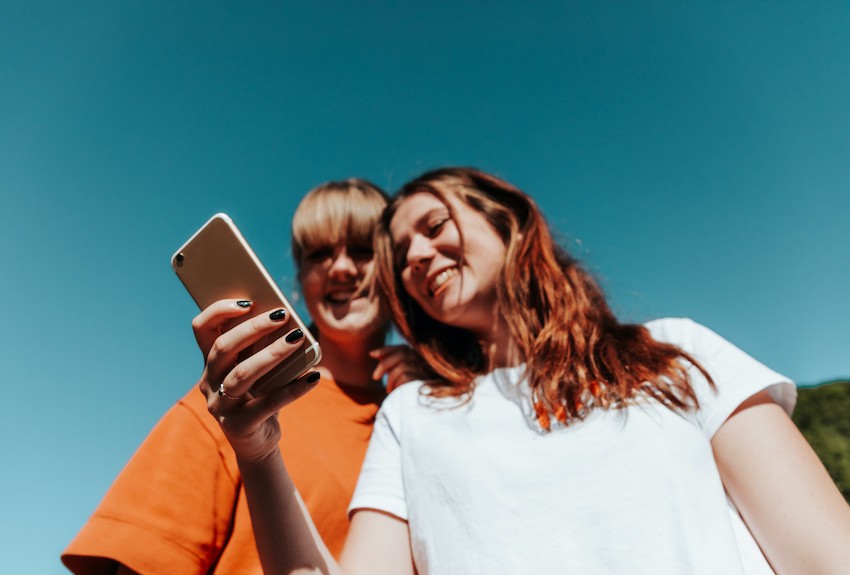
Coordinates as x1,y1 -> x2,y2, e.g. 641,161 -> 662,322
235,444 -> 285,470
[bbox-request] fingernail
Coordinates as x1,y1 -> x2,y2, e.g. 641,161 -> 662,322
285,328 -> 303,343
236,300 -> 252,308
306,371 -> 321,384
269,309 -> 287,321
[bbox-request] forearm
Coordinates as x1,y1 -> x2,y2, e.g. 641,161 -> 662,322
237,448 -> 344,575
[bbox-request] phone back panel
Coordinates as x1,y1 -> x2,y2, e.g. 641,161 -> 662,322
172,213 -> 321,389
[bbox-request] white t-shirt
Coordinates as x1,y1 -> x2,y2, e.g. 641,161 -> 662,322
350,318 -> 796,574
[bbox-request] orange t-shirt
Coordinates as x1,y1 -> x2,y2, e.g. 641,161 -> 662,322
62,377 -> 384,575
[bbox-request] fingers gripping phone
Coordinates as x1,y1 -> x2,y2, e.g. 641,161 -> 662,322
172,213 -> 321,389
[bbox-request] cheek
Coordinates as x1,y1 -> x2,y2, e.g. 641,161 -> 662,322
360,259 -> 376,277
361,296 -> 385,320
400,269 -> 413,293
400,270 -> 424,304
298,274 -> 324,307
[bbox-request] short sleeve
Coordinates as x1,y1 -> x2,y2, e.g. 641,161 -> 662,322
348,388 -> 409,521
646,318 -> 797,439
62,389 -> 239,575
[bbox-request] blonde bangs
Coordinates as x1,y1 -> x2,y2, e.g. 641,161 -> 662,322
291,179 -> 388,266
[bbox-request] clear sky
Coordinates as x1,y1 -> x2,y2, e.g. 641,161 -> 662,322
2,1 -> 849,573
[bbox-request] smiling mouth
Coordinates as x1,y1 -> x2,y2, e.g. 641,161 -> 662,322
326,289 -> 361,304
428,267 -> 458,297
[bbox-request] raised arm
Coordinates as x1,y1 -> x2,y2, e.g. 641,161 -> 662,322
712,390 -> 850,574
196,299 -> 415,575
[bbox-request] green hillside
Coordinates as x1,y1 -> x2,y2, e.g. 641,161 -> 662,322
792,380 -> 850,503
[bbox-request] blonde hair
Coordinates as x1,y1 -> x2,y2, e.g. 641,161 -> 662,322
291,178 -> 388,272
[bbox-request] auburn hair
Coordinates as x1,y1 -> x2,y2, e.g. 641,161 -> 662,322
375,167 -> 712,430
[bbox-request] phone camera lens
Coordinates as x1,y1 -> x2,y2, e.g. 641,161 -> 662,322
175,253 -> 185,266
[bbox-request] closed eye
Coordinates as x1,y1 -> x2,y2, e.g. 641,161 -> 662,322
304,246 -> 333,263
426,218 -> 448,238
348,245 -> 374,262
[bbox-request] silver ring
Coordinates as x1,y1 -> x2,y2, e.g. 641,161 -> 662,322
218,383 -> 241,400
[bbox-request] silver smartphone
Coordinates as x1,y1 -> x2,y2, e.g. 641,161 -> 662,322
172,213 -> 321,388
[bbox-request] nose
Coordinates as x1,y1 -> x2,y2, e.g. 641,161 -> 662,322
406,234 -> 435,271
328,248 -> 357,278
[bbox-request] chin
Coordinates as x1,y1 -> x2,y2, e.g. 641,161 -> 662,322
320,306 -> 385,330
429,300 -> 489,333
324,321 -> 387,342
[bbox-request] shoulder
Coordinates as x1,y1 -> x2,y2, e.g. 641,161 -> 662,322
373,380 -> 429,430
172,386 -> 234,442
282,377 -> 385,426
644,317 -> 743,363
646,318 -> 797,433
384,379 -> 425,405
644,316 -> 704,348
135,388 -> 241,479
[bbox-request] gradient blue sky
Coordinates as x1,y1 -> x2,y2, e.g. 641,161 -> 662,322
2,2 -> 849,573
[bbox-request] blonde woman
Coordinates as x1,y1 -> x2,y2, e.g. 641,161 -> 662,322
63,179 -> 422,574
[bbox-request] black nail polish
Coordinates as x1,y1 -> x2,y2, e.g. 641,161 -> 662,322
236,300 -> 252,308
285,328 -> 303,343
269,309 -> 287,321
306,371 -> 321,384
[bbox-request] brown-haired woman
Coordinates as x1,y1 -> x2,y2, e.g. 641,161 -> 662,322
202,168 -> 850,575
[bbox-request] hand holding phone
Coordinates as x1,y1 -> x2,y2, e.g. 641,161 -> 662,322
172,213 -> 322,391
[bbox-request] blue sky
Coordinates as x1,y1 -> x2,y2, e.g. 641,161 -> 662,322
2,2 -> 849,573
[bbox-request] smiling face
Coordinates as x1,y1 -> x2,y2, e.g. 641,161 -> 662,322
299,240 -> 387,342
389,188 -> 507,339
292,179 -> 390,346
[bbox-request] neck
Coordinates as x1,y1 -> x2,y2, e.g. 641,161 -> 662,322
477,314 -> 522,371
314,329 -> 387,390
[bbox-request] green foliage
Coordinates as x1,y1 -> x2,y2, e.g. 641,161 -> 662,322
792,380 -> 850,503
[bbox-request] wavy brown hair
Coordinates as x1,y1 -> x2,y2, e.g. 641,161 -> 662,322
375,167 -> 712,430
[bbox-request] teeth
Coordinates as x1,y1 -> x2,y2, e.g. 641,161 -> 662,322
434,268 -> 457,288
327,289 -> 356,303
430,268 -> 458,295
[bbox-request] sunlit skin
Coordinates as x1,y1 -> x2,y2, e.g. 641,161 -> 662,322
299,243 -> 387,346
389,190 -> 517,368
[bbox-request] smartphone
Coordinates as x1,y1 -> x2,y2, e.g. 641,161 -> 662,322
172,213 -> 321,389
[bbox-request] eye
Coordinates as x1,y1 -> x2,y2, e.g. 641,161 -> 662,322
426,217 -> 449,238
304,246 -> 333,263
348,245 -> 374,262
